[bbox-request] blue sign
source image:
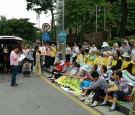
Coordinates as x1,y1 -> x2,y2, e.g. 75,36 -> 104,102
58,30 -> 67,43
42,32 -> 50,41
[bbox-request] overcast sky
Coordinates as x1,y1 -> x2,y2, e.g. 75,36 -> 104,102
0,0 -> 51,28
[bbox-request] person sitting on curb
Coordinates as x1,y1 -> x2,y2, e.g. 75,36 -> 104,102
48,59 -> 64,79
82,71 -> 108,107
22,58 -> 32,77
100,70 -> 129,112
100,65 -> 109,84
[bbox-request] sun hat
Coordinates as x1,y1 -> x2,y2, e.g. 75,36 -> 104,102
60,60 -> 65,65
122,52 -> 130,58
102,42 -> 109,47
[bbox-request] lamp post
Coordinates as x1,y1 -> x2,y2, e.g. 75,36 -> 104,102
62,0 -> 65,30
95,5 -> 106,32
62,0 -> 66,61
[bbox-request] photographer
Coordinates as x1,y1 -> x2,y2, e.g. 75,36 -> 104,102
22,58 -> 31,77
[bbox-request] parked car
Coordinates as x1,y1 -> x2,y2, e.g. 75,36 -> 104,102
0,36 -> 23,74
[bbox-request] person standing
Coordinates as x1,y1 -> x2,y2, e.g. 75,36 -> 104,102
65,44 -> 71,62
45,42 -> 51,69
51,44 -> 56,66
57,43 -> 63,60
34,46 -> 41,76
72,43 -> 79,63
3,46 -> 11,74
10,45 -> 19,86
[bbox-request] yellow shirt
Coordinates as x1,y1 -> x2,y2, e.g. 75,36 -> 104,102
83,54 -> 90,63
51,47 -> 56,57
86,55 -> 95,65
100,57 -> 106,65
106,56 -> 113,66
76,54 -> 83,62
121,60 -> 131,69
130,60 -> 135,75
100,57 -> 111,66
94,56 -> 101,64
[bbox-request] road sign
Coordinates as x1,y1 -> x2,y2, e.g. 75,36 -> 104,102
42,32 -> 50,41
42,23 -> 50,31
58,30 -> 67,43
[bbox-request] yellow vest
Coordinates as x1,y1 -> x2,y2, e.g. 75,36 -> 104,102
94,56 -> 101,64
112,57 -> 122,66
100,57 -> 107,65
121,60 -> 131,69
76,54 -> 83,62
100,57 -> 111,66
86,55 -> 95,65
51,47 -> 56,57
83,54 -> 90,63
106,57 -> 112,66
130,60 -> 135,74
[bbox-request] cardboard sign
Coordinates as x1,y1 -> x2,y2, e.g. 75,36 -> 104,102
39,47 -> 46,55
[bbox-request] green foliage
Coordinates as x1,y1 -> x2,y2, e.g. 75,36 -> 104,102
108,39 -> 122,46
22,39 -> 32,46
63,0 -> 135,40
26,0 -> 55,27
0,16 -> 38,41
108,35 -> 135,46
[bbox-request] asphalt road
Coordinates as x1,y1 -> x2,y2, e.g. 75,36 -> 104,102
0,73 -> 100,115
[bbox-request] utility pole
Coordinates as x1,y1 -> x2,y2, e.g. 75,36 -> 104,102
62,0 -> 66,61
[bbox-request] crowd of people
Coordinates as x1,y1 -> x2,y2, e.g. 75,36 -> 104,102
0,38 -> 135,114
43,39 -> 135,114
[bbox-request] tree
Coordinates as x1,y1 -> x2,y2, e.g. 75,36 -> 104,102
0,17 -> 38,41
26,0 -> 55,28
64,0 -> 135,40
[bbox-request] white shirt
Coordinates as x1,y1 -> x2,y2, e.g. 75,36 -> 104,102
23,49 -> 29,57
72,46 -> 79,57
131,48 -> 135,58
66,47 -> 71,54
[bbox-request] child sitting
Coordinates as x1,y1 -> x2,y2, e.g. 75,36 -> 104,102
22,58 -> 32,77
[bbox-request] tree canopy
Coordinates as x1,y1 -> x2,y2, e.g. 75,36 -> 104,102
0,16 -> 38,41
64,0 -> 135,38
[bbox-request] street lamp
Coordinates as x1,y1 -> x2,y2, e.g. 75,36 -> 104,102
95,5 -> 106,32
62,0 -> 65,30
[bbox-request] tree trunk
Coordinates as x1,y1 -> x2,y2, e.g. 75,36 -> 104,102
119,0 -> 128,37
50,8 -> 55,28
69,28 -> 72,45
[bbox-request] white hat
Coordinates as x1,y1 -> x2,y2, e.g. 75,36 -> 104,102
81,65 -> 89,71
60,60 -> 65,65
102,42 -> 109,47
122,52 -> 130,58
81,67 -> 87,71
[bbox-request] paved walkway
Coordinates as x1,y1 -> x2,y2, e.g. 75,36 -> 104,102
0,73 -> 100,115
